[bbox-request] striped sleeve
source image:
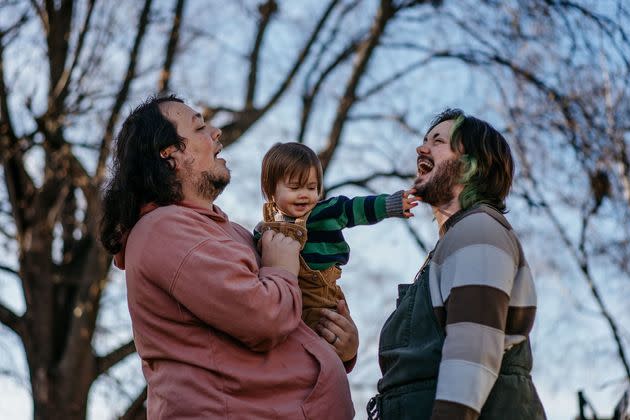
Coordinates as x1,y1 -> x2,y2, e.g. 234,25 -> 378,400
252,222 -> 262,243
430,213 -> 522,419
308,194 -> 390,229
385,190 -> 405,217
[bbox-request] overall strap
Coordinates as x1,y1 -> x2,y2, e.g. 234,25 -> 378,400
262,202 -> 312,226
262,202 -> 276,222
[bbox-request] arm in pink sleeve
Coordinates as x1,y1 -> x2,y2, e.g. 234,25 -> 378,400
170,237 -> 303,352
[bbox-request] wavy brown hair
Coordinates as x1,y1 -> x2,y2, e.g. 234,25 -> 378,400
260,142 -> 324,201
100,95 -> 185,254
428,108 -> 514,212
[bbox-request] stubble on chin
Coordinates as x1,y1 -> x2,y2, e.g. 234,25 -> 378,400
182,157 -> 231,201
196,169 -> 231,201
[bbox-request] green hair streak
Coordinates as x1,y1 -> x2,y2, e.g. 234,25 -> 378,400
458,154 -> 485,210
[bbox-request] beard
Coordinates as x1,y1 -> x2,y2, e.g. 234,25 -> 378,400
414,157 -> 461,206
196,169 -> 230,200
182,157 -> 231,201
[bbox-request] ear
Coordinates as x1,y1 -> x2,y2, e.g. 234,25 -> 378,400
159,144 -> 178,159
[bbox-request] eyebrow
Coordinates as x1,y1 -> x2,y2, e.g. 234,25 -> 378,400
192,113 -> 203,123
423,131 -> 442,142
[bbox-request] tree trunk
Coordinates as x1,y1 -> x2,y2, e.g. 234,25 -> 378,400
32,371 -> 90,420
20,219 -> 109,419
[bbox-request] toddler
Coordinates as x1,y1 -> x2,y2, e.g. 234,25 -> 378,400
255,142 -> 417,330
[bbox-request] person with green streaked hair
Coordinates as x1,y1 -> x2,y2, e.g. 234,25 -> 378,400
255,141 -> 419,362
369,109 -> 547,420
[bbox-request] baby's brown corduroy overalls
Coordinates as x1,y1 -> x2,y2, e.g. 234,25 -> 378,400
258,203 -> 346,330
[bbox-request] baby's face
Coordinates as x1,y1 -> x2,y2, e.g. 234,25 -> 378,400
273,166 -> 320,218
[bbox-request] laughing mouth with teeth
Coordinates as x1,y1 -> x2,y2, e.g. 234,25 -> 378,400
417,158 -> 434,175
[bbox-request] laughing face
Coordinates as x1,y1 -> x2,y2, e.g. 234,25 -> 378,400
414,119 -> 462,206
159,101 -> 230,201
273,166 -> 320,218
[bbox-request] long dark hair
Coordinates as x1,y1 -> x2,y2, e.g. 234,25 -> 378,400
428,108 -> 514,212
100,95 -> 185,255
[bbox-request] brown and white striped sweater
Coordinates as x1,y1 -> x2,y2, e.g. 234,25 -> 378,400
428,205 -> 537,419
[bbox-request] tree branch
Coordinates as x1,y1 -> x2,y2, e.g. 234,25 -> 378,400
0,264 -> 19,277
119,386 -> 147,420
0,35 -> 35,238
325,170 -> 413,193
602,63 -> 630,207
29,0 -> 48,32
513,131 -> 630,381
218,0 -> 342,147
0,218 -> 16,240
1,157 -> 34,242
551,0 -> 630,70
158,0 -> 186,94
357,55 -> 434,101
297,36 -> 361,143
557,198 -> 630,381
45,0 -> 73,112
430,47 -> 594,163
318,0 -> 396,172
0,302 -> 24,338
302,0 -> 361,91
245,0 -> 277,109
0,10 -> 30,40
28,146 -> 73,231
95,0 -> 153,184
0,34 -> 18,149
402,217 -> 428,253
347,112 -> 424,137
96,340 -> 137,376
52,0 -> 96,105
260,0 -> 341,115
72,10 -> 117,102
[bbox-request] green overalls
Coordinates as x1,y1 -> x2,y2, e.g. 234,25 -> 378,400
369,209 -> 546,419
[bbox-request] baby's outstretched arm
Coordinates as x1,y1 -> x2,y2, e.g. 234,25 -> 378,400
402,188 -> 420,218
312,190 -> 413,229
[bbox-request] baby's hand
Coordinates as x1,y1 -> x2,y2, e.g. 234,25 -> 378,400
402,188 -> 420,218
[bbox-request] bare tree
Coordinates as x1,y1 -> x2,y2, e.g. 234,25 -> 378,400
472,0 -> 630,383
1,0 -> 628,418
0,0 -> 441,418
322,0 -> 630,413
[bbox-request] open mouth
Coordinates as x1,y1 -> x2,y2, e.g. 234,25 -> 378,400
417,158 -> 434,175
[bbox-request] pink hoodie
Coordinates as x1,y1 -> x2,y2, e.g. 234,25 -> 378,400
121,202 -> 354,419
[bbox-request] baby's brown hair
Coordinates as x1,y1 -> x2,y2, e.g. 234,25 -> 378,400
261,142 -> 324,201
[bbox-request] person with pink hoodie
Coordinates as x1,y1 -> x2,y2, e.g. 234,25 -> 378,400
100,95 -> 357,419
